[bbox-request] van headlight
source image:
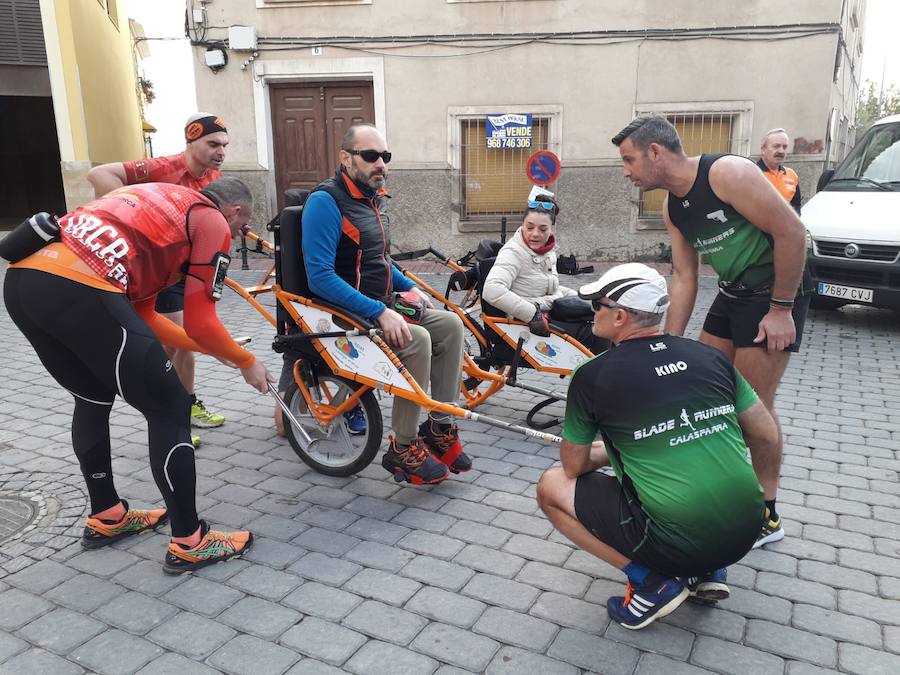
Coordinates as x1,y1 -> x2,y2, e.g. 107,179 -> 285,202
805,229 -> 813,253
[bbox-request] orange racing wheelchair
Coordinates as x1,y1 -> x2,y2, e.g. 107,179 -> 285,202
390,241 -> 609,430
225,202 -> 575,479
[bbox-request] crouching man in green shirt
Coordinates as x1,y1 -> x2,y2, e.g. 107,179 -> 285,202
536,263 -> 778,630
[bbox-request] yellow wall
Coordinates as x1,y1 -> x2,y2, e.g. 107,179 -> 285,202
51,0 -> 144,163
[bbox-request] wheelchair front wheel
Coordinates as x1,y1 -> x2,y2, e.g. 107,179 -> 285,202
282,376 -> 383,477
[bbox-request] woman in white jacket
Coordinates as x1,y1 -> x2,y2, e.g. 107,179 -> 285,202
482,197 -> 577,337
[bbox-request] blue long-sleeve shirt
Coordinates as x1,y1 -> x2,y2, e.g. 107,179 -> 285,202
302,190 -> 413,319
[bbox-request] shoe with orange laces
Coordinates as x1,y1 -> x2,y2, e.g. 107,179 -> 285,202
81,500 -> 168,550
418,419 -> 473,473
163,520 -> 253,575
381,435 -> 450,485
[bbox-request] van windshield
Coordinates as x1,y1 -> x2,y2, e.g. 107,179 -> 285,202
828,122 -> 900,190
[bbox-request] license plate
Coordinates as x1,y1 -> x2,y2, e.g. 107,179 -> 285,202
818,282 -> 874,303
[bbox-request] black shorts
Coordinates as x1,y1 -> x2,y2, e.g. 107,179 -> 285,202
574,472 -> 653,562
155,278 -> 186,314
574,471 -> 760,577
702,291 -> 810,353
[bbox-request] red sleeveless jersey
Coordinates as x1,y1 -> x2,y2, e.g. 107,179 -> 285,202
59,183 -> 218,301
123,152 -> 221,191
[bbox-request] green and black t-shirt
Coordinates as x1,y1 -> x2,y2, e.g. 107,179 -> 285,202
667,153 -> 774,289
563,334 -> 764,561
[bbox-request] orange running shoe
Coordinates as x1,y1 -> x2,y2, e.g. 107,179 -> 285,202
81,500 -> 168,550
163,520 -> 253,575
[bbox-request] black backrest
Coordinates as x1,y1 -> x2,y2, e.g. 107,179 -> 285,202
274,188 -> 311,336
278,206 -> 308,296
476,239 -> 502,262
284,189 -> 309,208
474,239 -> 505,319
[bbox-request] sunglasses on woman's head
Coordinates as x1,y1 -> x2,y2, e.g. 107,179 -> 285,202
527,200 -> 555,211
349,149 -> 392,164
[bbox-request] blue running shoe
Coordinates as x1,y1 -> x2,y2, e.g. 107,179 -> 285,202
685,568 -> 730,604
606,577 -> 688,630
343,406 -> 367,435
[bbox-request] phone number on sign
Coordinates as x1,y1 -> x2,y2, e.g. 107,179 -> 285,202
487,137 -> 533,149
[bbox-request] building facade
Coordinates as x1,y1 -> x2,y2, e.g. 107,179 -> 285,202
37,0 -> 147,210
191,0 -> 865,259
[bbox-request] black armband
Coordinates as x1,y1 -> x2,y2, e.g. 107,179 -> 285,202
184,251 -> 231,300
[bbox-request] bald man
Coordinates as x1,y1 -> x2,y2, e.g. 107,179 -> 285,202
87,114 -> 231,443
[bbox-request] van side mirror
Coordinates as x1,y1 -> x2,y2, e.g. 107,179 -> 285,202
816,169 -> 835,193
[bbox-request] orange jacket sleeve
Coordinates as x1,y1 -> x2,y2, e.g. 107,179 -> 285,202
180,207 -> 256,368
133,297 -> 206,353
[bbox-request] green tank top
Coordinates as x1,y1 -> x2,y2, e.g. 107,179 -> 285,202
667,154 -> 774,288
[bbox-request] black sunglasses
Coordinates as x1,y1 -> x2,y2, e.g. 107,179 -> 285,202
349,148 -> 392,164
591,299 -> 617,311
592,299 -> 637,314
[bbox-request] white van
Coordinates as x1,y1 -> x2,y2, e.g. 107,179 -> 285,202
803,114 -> 900,310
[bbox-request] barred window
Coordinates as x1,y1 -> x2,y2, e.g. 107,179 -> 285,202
449,111 -> 559,232
639,113 -> 738,219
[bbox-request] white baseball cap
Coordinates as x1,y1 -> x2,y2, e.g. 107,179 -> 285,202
578,263 -> 670,314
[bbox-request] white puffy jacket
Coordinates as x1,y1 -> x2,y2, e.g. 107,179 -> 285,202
481,228 -> 577,322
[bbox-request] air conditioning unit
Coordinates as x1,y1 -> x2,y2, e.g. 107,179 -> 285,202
229,26 -> 258,51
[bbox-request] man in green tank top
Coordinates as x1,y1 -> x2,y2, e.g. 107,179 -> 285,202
610,115 -> 808,549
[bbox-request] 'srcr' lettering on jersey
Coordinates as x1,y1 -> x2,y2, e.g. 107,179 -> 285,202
62,214 -> 131,281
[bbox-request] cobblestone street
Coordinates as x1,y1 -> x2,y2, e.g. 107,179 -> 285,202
0,261 -> 898,675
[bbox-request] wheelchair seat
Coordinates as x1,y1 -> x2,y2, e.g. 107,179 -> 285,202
469,239 -> 609,358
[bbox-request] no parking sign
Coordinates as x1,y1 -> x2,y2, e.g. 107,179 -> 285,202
526,150 -> 561,186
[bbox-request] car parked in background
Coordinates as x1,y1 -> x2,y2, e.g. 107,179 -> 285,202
803,114 -> 900,310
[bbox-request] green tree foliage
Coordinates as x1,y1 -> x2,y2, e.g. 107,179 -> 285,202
856,80 -> 900,141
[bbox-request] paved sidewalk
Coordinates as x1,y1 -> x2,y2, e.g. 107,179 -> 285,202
0,260 -> 898,675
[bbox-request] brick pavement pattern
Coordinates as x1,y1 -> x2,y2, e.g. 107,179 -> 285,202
0,259 -> 898,674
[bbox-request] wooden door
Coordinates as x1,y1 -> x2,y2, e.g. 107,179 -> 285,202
271,82 -> 374,209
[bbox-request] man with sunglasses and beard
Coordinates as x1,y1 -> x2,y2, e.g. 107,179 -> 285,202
537,263 -> 777,630
297,124 -> 472,485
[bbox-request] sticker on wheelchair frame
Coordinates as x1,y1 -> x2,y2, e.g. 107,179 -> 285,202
493,324 -> 591,371
289,302 -> 417,393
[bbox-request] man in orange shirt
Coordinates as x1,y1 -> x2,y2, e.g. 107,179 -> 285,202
757,128 -> 802,214
5,177 -> 272,573
87,114 -> 230,444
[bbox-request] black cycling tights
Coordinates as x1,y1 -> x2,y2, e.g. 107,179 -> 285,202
4,269 -> 200,537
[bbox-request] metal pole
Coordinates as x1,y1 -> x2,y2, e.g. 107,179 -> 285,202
266,382 -> 317,448
240,236 -> 250,270
500,215 -> 507,243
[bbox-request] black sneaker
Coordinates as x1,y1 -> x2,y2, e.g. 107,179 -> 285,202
381,436 -> 450,485
753,513 -> 784,549
418,419 -> 472,473
685,568 -> 730,604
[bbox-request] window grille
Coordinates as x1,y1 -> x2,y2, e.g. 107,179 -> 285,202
458,116 -> 556,228
639,112 -> 737,218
